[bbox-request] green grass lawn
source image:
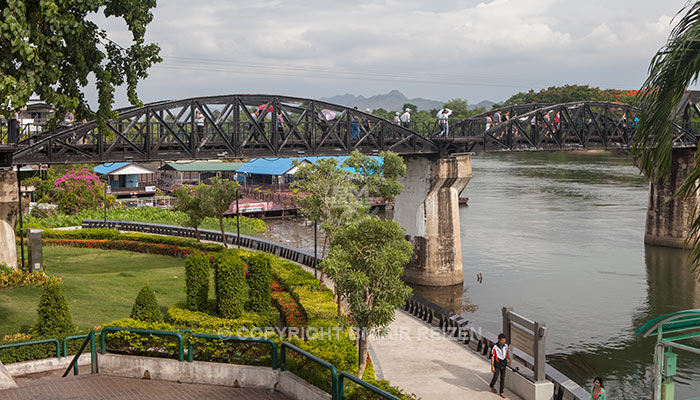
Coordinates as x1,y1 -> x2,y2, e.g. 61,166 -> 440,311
0,246 -> 187,336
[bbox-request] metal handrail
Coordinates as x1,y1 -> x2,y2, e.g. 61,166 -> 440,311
0,338 -> 61,360
100,327 -> 185,362
187,332 -> 278,369
62,331 -> 97,377
337,371 -> 400,400
281,342 -> 338,399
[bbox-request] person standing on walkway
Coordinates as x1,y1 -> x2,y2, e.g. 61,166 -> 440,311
436,107 -> 452,137
490,333 -> 511,398
590,377 -> 606,400
393,111 -> 401,125
400,108 -> 411,128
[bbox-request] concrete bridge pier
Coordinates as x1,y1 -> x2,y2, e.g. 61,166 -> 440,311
0,168 -> 18,269
645,147 -> 700,248
394,155 -> 471,286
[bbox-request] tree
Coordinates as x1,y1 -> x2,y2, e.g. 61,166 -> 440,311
214,249 -> 246,318
53,168 -> 115,215
343,150 -> 406,201
1,0 -> 161,129
130,284 -> 163,322
34,282 -> 76,336
201,177 -> 239,248
322,216 -> 413,378
632,1 -> 700,271
291,158 -> 366,288
442,98 -> 469,118
173,184 -> 207,242
401,103 -> 418,113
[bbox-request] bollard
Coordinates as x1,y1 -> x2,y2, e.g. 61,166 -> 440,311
27,228 -> 44,273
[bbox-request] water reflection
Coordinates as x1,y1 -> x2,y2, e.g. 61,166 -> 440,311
407,283 -> 477,315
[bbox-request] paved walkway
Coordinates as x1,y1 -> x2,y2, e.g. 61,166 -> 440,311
0,375 -> 289,400
370,310 -> 523,400
292,264 -> 521,400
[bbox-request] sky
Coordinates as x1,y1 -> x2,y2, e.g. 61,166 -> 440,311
89,0 -> 692,107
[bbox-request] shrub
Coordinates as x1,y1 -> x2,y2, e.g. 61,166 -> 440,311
214,250 -> 246,319
103,318 -> 180,359
245,253 -> 272,312
34,282 -> 76,336
53,168 -> 111,215
0,333 -> 61,364
0,269 -> 61,288
184,252 -> 210,311
130,284 -> 163,323
167,303 -> 279,331
42,228 -> 120,240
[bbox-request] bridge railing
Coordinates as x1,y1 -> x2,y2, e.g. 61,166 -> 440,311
403,296 -> 589,400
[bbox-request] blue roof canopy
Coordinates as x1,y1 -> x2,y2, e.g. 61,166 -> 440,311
94,162 -> 131,175
236,155 -> 383,176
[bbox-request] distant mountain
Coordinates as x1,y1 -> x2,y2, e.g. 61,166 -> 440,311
469,100 -> 496,110
321,90 -> 444,112
321,90 -> 496,113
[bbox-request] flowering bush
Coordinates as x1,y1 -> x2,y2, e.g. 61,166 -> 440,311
43,239 -> 195,258
271,280 -> 307,327
0,268 -> 62,288
53,168 -> 109,215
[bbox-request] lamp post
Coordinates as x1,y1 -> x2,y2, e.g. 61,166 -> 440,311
236,186 -> 240,248
313,220 -> 318,278
103,176 -> 108,223
16,165 -> 25,271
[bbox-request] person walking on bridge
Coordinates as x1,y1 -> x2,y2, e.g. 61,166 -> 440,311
489,333 -> 511,398
400,108 -> 411,128
393,111 -> 401,125
436,107 -> 452,137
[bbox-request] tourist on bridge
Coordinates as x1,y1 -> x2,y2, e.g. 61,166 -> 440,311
62,110 -> 75,127
351,107 -> 361,139
485,113 -> 493,131
493,110 -> 502,125
436,107 -> 452,137
489,333 -> 511,398
590,377 -> 606,400
400,108 -> 411,128
393,111 -> 401,125
363,108 -> 372,133
195,109 -> 205,140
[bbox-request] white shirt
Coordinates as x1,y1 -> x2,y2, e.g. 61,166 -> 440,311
400,112 -> 411,123
437,108 -> 452,121
393,115 -> 400,124
195,112 -> 205,126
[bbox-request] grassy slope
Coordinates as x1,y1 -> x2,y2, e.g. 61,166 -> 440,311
0,246 -> 186,336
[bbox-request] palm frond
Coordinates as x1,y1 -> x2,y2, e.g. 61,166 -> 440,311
633,1 -> 700,181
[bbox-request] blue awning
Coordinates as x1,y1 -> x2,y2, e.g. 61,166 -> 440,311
94,162 -> 131,175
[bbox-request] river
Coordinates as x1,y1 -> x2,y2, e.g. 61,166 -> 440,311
262,151 -> 700,399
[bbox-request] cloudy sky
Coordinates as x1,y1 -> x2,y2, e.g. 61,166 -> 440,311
92,0 -> 691,107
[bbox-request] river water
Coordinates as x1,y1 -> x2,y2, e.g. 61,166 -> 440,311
262,151 -> 700,399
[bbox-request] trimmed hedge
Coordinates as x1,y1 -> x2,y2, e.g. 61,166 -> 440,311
0,268 -> 61,288
103,318 -> 181,359
34,282 -> 76,336
245,253 -> 272,312
130,285 -> 163,323
214,250 -> 246,319
184,252 -> 210,311
44,239 -> 196,258
42,228 -> 120,240
167,303 -> 279,331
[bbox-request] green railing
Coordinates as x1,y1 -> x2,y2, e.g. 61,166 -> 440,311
62,331 -> 98,377
100,327 -> 185,362
0,338 -> 61,360
187,332 -> 278,369
1,329 -> 400,400
337,371 -> 401,400
281,342 -> 338,399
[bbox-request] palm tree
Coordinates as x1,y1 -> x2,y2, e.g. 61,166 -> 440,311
632,1 -> 700,270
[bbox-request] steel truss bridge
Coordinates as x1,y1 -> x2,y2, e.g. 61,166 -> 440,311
3,93 -> 700,164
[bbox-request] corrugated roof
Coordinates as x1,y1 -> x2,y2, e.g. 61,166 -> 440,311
237,158 -> 302,175
94,162 -> 131,175
237,156 -> 384,176
160,162 -> 245,172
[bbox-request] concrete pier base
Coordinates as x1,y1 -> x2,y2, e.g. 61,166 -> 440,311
0,169 -> 18,269
394,155 -> 471,286
645,148 -> 700,248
